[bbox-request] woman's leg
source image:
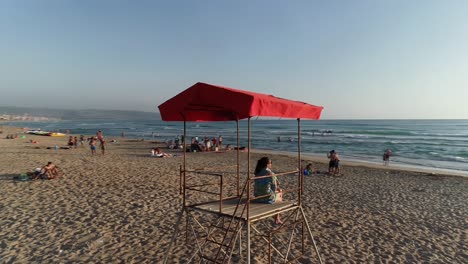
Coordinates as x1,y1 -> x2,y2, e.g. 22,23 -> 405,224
275,214 -> 282,225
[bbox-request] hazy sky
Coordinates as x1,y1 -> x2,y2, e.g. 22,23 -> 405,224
1,1 -> 468,119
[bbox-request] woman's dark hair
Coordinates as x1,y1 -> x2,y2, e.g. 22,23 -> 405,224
254,157 -> 270,175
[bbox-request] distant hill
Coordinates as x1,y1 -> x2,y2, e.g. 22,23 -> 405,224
0,106 -> 160,120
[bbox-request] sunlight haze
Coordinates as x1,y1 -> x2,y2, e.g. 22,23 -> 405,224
1,1 -> 467,119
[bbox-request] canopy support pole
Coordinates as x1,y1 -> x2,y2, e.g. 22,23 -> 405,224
246,117 -> 252,264
183,119 -> 187,207
236,119 -> 240,197
297,118 -> 302,204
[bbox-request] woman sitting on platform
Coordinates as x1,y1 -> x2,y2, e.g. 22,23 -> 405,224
253,157 -> 282,224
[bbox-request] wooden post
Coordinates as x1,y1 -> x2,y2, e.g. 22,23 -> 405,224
237,119 -> 240,197
246,117 -> 251,264
297,118 -> 302,205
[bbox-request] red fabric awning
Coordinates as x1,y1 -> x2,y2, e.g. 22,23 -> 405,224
158,82 -> 323,121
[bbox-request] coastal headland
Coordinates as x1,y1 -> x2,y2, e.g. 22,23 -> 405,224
0,125 -> 466,263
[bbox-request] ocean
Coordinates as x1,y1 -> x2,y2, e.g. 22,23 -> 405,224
4,119 -> 468,174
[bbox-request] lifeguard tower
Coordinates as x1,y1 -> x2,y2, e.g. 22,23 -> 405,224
159,83 -> 324,263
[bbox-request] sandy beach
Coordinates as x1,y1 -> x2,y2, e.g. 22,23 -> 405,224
0,125 -> 467,263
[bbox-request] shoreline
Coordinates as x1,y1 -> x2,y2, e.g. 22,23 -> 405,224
250,149 -> 468,178
2,124 -> 467,178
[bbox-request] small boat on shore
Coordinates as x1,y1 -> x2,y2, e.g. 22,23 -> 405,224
26,130 -> 51,136
48,132 -> 66,137
26,131 -> 66,137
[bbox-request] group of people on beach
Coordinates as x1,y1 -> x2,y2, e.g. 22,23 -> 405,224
5,133 -> 19,139
322,148 -> 392,175
64,131 -> 107,155
189,136 -> 223,152
89,131 -> 106,155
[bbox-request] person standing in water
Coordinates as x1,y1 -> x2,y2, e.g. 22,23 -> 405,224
383,149 -> 392,166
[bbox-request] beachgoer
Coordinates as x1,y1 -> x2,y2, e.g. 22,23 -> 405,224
79,135 -> 85,146
27,167 -> 44,180
204,137 -> 211,151
90,138 -> 97,155
225,144 -> 233,151
212,137 -> 218,150
100,140 -> 106,155
174,138 -> 180,149
67,136 -> 74,147
42,162 -> 60,179
218,135 -> 223,148
154,148 -> 172,158
383,149 -> 392,166
190,140 -> 202,152
253,157 -> 282,224
97,130 -> 103,143
327,150 -> 340,175
303,163 -> 314,176
73,136 -> 78,148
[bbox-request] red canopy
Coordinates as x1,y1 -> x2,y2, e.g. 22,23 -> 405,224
158,82 -> 323,121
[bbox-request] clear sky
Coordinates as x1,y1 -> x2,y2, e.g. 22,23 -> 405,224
1,1 -> 467,119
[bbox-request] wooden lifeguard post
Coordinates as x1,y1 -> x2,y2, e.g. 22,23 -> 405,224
159,83 -> 324,263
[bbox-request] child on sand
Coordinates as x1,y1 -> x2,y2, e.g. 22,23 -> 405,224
90,138 -> 97,155
303,163 -> 315,176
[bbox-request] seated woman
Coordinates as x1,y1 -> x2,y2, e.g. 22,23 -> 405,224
190,142 -> 203,152
154,148 -> 172,158
253,157 -> 282,224
67,136 -> 74,147
42,162 -> 60,179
